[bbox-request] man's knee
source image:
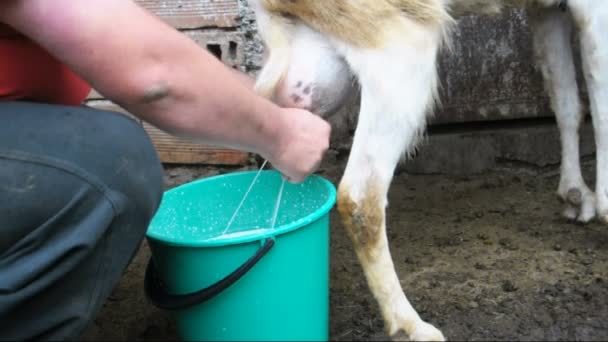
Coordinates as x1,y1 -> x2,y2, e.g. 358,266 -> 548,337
0,101 -> 164,230
0,102 -> 164,219
88,109 -> 165,221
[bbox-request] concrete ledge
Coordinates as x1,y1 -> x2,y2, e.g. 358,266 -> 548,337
401,120 -> 596,175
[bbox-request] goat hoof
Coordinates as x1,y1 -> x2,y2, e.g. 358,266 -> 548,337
597,206 -> 608,224
577,198 -> 596,223
562,205 -> 578,221
407,321 -> 446,342
390,330 -> 409,341
596,193 -> 608,224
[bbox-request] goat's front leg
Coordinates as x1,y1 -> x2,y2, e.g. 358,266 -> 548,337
336,19 -> 446,341
568,1 -> 608,223
530,8 -> 595,222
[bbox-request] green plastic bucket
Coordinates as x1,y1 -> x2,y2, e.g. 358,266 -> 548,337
144,170 -> 336,341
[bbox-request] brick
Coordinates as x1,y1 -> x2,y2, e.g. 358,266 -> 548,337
135,0 -> 239,29
183,29 -> 245,68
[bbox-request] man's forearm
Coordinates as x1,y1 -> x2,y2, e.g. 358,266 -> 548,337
228,68 -> 256,90
120,51 -> 286,158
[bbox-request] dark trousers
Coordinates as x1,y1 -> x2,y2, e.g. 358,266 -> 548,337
0,101 -> 164,340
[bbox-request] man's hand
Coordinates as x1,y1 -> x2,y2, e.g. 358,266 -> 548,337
267,108 -> 331,183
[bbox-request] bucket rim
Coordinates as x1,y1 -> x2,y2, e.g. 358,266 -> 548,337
146,170 -> 337,247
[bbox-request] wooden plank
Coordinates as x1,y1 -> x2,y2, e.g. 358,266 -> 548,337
142,122 -> 250,165
85,101 -> 250,165
85,100 -> 141,122
135,0 -> 239,29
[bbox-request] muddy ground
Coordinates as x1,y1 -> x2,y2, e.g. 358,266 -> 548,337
84,157 -> 608,341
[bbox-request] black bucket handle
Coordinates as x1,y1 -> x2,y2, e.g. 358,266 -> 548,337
144,238 -> 275,311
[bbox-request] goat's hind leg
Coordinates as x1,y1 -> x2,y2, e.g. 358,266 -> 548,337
568,1 -> 608,223
530,7 -> 596,222
336,19 -> 446,341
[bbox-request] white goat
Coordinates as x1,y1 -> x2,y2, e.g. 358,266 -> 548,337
248,0 -> 608,340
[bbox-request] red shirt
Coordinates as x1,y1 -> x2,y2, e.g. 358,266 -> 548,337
0,24 -> 91,106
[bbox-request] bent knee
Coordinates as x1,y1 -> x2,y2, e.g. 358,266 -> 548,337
83,109 -> 164,219
337,184 -> 384,245
0,102 -> 163,233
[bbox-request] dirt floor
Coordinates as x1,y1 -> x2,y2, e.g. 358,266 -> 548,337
84,158 -> 608,341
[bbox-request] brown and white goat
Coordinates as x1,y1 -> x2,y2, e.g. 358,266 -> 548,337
248,0 -> 608,340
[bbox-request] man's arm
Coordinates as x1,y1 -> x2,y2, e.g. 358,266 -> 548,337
0,0 -> 330,182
